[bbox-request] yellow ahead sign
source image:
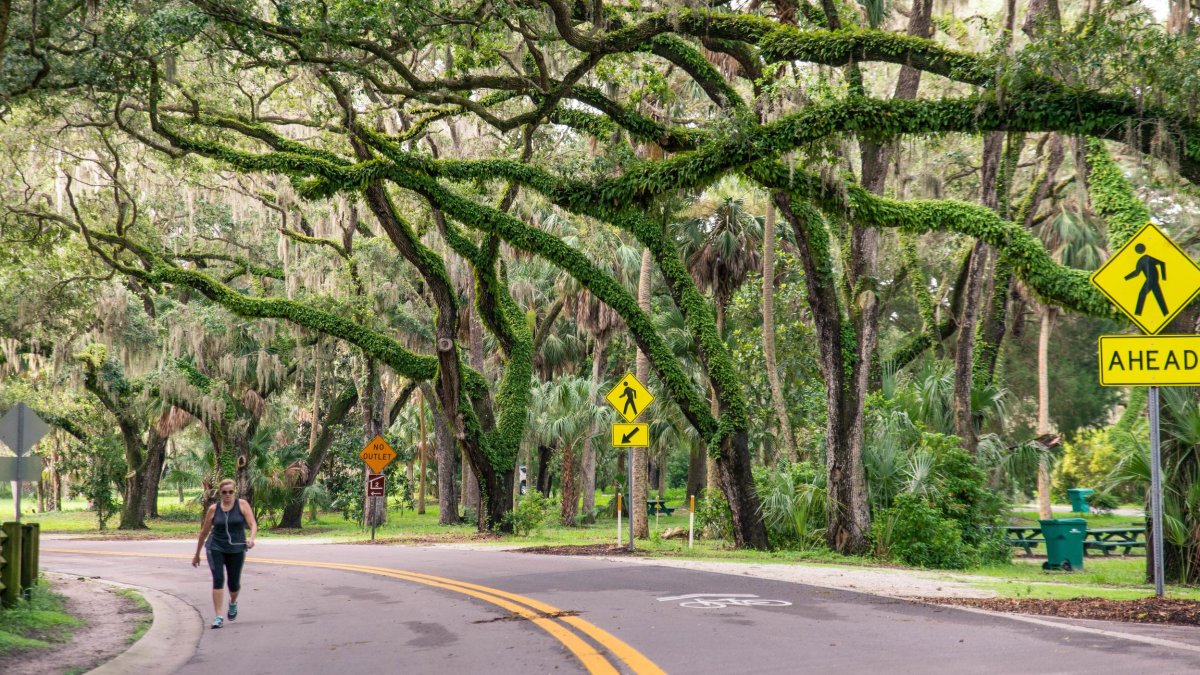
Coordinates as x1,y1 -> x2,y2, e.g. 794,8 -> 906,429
359,435 -> 398,473
1090,222 -> 1200,335
605,373 -> 654,423
611,423 -> 649,447
1099,335 -> 1200,386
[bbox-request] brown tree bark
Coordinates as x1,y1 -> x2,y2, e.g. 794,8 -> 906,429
362,360 -> 387,529
761,201 -> 796,463
633,247 -> 652,538
141,430 -> 167,519
581,336 -> 607,523
422,383 -> 459,525
1036,306 -> 1056,520
279,384 -> 358,529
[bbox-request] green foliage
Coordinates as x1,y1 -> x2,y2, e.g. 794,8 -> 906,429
696,487 -> 734,542
1052,427 -> 1131,501
75,436 -> 126,530
505,491 -> 554,536
873,493 -> 974,569
754,462 -> 827,550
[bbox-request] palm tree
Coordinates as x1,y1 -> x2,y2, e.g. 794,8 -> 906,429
683,183 -> 763,490
1033,208 -> 1104,518
526,376 -> 609,526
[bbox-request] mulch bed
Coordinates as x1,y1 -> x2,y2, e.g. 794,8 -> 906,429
517,543 -> 635,556
921,596 -> 1200,626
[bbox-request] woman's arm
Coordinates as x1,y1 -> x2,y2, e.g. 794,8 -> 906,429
240,499 -> 259,549
193,505 -> 216,567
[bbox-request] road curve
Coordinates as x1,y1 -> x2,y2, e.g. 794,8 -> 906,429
40,541 -> 1200,674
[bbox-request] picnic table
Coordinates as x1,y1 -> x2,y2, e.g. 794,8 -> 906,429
999,526 -> 1043,555
998,524 -> 1146,556
1083,527 -> 1146,556
647,499 -> 675,516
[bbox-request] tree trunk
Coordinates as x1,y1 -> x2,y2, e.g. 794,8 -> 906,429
715,430 -> 770,549
561,443 -> 579,526
582,337 -> 606,523
1036,306 -> 1056,519
418,393 -> 427,514
279,384 -> 358,529
142,429 -> 167,519
687,442 -> 706,502
775,194 -> 872,554
425,383 -> 459,525
633,247 -> 652,538
761,200 -> 796,463
363,360 -> 387,529
537,445 -> 553,497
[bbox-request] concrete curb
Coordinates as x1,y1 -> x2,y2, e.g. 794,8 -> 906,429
70,574 -> 204,675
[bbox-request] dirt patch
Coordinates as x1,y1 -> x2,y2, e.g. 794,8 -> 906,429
346,532 -> 503,545
0,576 -> 149,675
518,543 -> 635,556
921,596 -> 1200,626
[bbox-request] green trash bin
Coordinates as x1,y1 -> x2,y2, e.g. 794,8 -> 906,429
1040,518 -> 1086,571
1067,488 -> 1095,514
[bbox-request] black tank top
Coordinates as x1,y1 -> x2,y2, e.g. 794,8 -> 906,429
207,499 -> 248,553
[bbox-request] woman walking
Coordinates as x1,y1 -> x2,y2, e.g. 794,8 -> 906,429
193,478 -> 258,629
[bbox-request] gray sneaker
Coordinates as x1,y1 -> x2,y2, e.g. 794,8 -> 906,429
212,616 -> 224,629
228,603 -> 238,621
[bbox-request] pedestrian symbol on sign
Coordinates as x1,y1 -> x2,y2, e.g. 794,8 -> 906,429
1126,243 -> 1168,316
1089,222 -> 1200,335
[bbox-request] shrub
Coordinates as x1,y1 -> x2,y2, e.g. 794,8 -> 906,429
874,493 -> 974,569
1089,490 -> 1121,513
755,462 -> 826,550
696,488 -> 733,541
505,492 -> 553,536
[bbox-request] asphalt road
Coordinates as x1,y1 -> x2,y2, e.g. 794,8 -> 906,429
40,541 -> 1200,674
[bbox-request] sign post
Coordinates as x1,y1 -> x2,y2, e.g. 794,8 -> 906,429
359,435 -> 398,541
1091,222 -> 1200,597
605,374 -> 654,551
0,404 -> 51,523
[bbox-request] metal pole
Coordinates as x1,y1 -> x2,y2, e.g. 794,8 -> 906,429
627,447 -> 634,551
1149,386 -> 1165,597
15,405 -> 23,523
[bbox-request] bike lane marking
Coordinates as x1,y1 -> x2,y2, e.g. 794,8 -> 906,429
657,593 -> 793,609
44,548 -> 665,675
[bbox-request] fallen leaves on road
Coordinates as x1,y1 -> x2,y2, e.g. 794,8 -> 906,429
921,596 -> 1200,626
518,544 -> 635,556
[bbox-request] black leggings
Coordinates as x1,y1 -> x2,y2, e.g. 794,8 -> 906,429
207,549 -> 246,592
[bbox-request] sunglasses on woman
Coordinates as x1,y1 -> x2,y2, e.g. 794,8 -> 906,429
220,490 -> 234,495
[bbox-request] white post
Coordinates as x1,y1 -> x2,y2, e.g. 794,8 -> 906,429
688,494 -> 695,549
617,493 -> 622,546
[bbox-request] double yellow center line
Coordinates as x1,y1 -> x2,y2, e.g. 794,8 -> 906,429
43,547 -> 664,675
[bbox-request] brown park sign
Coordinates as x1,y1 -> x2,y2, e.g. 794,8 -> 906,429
359,435 -> 398,473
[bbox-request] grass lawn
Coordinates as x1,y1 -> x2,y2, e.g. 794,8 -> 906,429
1008,510 -> 1145,528
0,581 -> 81,656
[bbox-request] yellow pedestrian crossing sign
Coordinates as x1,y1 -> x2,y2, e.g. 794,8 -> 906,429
1090,222 -> 1200,335
612,423 -> 650,447
605,373 -> 654,423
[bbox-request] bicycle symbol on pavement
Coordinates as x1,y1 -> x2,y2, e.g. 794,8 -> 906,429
657,593 -> 792,609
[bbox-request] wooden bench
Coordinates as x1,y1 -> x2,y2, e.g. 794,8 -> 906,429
647,499 -> 675,516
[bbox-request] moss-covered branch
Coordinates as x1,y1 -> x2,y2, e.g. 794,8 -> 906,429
1085,138 -> 1151,251
750,161 -> 1118,319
